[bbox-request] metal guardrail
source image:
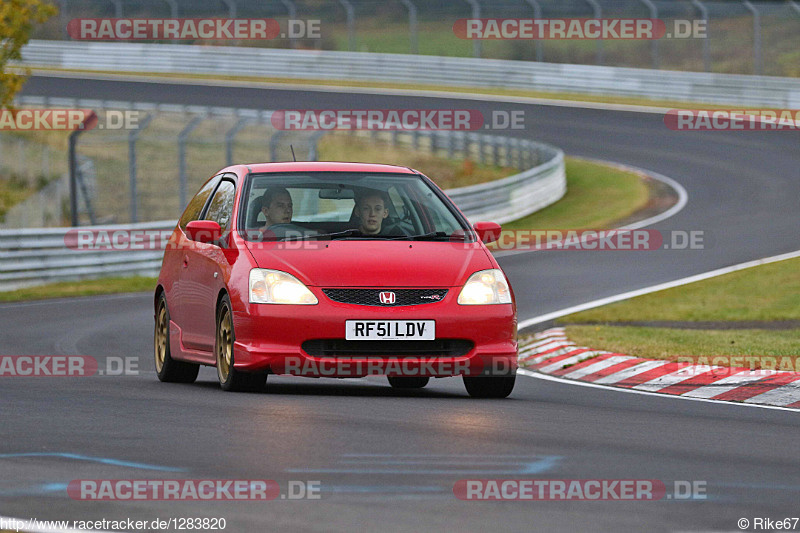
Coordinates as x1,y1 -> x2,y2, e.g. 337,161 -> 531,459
19,40 -> 800,107
0,133 -> 565,291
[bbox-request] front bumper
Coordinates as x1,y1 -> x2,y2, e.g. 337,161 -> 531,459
232,290 -> 517,378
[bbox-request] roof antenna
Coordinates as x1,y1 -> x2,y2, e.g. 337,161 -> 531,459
290,144 -> 297,162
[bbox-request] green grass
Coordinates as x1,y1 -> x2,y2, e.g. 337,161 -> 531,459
560,257 -> 800,323
556,256 -> 800,362
503,157 -> 649,232
0,175 -> 35,222
565,325 -> 800,361
317,133 -> 514,189
0,276 -> 157,302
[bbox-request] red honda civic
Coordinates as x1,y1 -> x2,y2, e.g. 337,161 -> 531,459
154,162 -> 517,398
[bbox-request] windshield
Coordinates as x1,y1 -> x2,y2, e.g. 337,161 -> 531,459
239,172 -> 472,242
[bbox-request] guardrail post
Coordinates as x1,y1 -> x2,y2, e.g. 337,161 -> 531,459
584,0 -> 603,65
108,0 -> 122,17
225,117 -> 250,167
478,134 -> 485,165
691,0 -> 710,72
399,0 -> 418,54
280,0 -> 298,49
59,0 -> 69,39
523,0 -> 544,62
178,115 -> 203,210
270,130 -> 286,161
221,0 -> 236,18
129,113 -> 154,224
493,137 -> 500,167
164,0 -> 178,43
638,0 -> 659,69
464,0 -> 481,58
308,131 -> 326,161
68,112 -> 97,227
337,0 -> 356,51
448,132 -> 456,158
412,130 -> 420,150
742,1 -> 762,75
163,0 -> 178,17
17,139 -> 26,172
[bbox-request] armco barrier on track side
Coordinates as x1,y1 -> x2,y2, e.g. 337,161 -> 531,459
0,132 -> 565,291
19,40 -> 800,107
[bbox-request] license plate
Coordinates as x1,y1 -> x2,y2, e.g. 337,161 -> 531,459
345,320 -> 435,341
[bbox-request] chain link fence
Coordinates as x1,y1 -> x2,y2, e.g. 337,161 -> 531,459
31,0 -> 800,77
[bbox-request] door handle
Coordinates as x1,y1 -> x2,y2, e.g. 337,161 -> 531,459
182,256 -> 189,268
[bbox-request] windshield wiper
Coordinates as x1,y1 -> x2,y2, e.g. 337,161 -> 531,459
387,231 -> 469,241
281,228 -> 363,241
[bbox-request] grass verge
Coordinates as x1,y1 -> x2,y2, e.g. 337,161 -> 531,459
0,276 -> 157,303
565,325 -> 800,360
503,157 -> 649,231
559,257 -> 800,362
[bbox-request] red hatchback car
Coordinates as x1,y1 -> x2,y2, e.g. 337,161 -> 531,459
154,162 -> 517,398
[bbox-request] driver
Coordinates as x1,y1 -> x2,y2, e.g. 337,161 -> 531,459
354,190 -> 390,235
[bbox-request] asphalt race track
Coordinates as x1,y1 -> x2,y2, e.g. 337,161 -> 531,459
1,75 -> 798,532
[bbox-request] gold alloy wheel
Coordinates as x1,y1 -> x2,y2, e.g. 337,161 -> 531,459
154,303 -> 167,373
217,308 -> 233,383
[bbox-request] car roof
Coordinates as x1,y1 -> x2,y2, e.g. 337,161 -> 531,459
236,162 -> 418,175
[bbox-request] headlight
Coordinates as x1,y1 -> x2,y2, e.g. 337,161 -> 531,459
457,269 -> 512,305
249,269 -> 318,305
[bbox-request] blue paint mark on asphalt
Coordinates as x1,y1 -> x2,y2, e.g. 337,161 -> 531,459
0,453 -> 185,472
40,483 -> 68,492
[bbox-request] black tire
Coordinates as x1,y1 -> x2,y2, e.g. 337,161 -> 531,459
154,293 -> 200,383
463,374 -> 516,398
387,376 -> 430,389
216,294 -> 267,392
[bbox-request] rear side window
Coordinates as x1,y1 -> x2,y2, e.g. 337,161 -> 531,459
204,180 -> 236,233
179,176 -> 220,230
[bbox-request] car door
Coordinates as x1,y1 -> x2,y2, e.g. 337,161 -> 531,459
180,177 -> 237,354
168,175 -> 221,345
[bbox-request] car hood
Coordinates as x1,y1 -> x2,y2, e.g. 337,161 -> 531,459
245,240 -> 494,287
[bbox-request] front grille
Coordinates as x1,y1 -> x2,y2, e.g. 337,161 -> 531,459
322,288 -> 449,307
302,339 -> 473,357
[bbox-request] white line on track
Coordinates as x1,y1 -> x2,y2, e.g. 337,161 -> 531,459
518,248 -> 800,331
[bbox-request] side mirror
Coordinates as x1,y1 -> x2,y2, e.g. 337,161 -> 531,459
185,220 -> 222,244
473,221 -> 501,244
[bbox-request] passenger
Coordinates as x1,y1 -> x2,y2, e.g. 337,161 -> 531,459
260,187 -> 293,229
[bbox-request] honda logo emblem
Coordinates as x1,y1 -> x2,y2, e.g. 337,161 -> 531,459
379,291 -> 396,304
